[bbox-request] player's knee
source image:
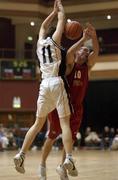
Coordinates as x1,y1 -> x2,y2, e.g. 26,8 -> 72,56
59,116 -> 70,127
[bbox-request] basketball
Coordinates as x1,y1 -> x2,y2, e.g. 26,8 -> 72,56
64,20 -> 83,40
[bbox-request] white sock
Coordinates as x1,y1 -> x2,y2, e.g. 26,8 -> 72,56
66,154 -> 72,159
20,151 -> 25,157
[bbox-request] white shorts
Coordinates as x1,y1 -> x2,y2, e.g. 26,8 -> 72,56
36,77 -> 70,118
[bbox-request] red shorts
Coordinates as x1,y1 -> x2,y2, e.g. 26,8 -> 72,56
47,108 -> 83,141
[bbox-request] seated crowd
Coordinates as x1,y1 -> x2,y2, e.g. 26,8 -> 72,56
0,123 -> 118,151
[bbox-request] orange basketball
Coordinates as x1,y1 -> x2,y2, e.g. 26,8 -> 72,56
64,20 -> 83,40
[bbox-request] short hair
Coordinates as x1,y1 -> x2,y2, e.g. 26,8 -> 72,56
46,26 -> 56,37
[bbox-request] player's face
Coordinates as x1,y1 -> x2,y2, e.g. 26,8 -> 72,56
75,47 -> 89,65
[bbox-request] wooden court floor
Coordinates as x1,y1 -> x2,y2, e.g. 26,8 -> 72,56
0,149 -> 118,180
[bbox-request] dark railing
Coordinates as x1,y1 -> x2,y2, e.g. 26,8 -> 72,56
0,48 -> 16,59
100,44 -> 118,55
0,44 -> 118,59
0,48 -> 36,59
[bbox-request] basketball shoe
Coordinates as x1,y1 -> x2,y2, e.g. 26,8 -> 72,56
56,165 -> 69,180
38,165 -> 46,180
13,152 -> 25,173
63,157 -> 78,176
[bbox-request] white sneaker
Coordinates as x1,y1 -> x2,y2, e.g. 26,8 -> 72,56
13,153 -> 25,174
38,165 -> 46,180
63,158 -> 78,177
68,166 -> 78,177
56,165 -> 69,180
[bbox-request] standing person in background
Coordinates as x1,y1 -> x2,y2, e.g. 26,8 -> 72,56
38,23 -> 99,180
13,0 -> 77,175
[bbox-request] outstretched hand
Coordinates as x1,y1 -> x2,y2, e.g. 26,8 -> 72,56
53,0 -> 58,14
56,0 -> 64,13
86,23 -> 97,38
83,28 -> 91,41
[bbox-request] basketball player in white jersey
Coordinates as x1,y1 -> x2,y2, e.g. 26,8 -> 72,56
13,0 -> 77,176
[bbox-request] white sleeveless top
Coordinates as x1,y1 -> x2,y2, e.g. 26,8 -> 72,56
37,37 -> 62,79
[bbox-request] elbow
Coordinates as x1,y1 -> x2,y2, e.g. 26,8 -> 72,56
42,23 -> 47,30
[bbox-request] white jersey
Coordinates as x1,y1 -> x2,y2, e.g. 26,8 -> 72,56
37,37 -> 62,79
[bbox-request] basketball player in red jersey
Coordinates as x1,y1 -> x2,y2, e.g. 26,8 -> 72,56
38,23 -> 99,180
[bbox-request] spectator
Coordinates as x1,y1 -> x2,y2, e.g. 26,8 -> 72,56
111,128 -> 118,150
73,132 -> 82,150
84,130 -> 101,149
0,124 -> 9,150
6,128 -> 16,149
109,127 -> 115,149
13,124 -> 24,149
101,126 -> 110,150
85,126 -> 91,137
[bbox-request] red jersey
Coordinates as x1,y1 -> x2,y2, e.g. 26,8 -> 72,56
67,63 -> 88,116
48,63 -> 88,140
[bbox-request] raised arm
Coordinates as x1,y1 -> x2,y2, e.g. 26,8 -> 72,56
52,0 -> 65,45
66,28 -> 90,74
87,23 -> 99,69
38,0 -> 58,39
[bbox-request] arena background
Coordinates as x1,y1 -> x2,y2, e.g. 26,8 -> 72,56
0,0 -> 118,133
